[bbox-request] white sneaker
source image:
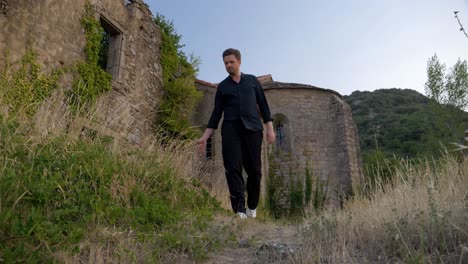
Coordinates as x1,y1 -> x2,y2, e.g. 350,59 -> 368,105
246,208 -> 256,218
237,212 -> 247,220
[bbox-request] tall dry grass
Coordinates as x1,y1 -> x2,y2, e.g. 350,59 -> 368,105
31,82 -> 209,182
296,154 -> 468,263
0,86 -> 225,263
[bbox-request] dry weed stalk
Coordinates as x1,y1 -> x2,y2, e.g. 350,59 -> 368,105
297,154 -> 468,263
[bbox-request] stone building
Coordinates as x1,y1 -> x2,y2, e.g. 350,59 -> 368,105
193,75 -> 363,207
0,0 -> 162,144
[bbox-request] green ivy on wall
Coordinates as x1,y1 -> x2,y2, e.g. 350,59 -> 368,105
0,49 -> 63,116
0,1 -> 113,117
68,1 -> 112,113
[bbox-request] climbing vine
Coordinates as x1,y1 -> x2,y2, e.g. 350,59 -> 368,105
0,49 -> 63,116
0,1 -> 112,117
68,1 -> 112,113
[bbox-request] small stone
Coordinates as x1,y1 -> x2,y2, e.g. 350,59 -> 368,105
127,128 -> 141,145
238,239 -> 250,248
256,241 -> 294,259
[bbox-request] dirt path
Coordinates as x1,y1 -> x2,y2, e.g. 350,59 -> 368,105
205,215 -> 300,264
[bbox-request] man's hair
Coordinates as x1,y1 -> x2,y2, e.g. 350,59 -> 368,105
222,48 -> 241,61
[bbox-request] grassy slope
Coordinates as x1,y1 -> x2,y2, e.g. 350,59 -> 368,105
0,115 -> 223,263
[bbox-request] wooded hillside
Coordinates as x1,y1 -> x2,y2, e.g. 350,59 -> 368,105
344,88 -> 468,158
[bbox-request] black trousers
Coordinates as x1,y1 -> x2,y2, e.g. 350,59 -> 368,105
221,120 -> 263,213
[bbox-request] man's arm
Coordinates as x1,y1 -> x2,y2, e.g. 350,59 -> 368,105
254,79 -> 275,144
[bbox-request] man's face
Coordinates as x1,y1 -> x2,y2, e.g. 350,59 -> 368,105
223,55 -> 241,75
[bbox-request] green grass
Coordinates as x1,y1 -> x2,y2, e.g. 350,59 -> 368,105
0,115 -> 221,263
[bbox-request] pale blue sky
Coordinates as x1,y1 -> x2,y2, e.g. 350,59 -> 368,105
145,0 -> 467,96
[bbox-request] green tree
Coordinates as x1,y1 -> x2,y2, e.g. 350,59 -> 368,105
446,59 -> 468,110
425,54 -> 446,104
154,14 -> 202,139
425,54 -> 468,110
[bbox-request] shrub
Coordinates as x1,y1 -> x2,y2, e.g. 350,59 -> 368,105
154,14 -> 202,139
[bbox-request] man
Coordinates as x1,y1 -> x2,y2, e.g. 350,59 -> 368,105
197,48 -> 275,219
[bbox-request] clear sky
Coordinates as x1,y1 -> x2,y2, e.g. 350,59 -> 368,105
145,0 -> 467,96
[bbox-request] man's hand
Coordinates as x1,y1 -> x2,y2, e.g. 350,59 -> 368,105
196,128 -> 214,155
265,121 -> 276,145
196,137 -> 208,155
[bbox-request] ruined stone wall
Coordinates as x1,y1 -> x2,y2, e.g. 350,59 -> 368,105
192,83 -> 216,127
0,0 -> 162,144
263,84 -> 363,206
0,0 -> 86,69
330,95 -> 363,198
192,83 -> 224,162
92,0 -> 162,145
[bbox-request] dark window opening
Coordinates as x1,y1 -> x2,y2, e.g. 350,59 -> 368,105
276,121 -> 285,149
98,31 -> 110,70
99,16 -> 122,79
272,113 -> 292,153
206,135 -> 213,160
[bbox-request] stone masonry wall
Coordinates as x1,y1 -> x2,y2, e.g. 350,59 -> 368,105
263,84 -> 363,206
0,0 -> 162,144
192,82 -> 216,127
0,0 -> 87,69
265,88 -> 335,203
331,95 -> 363,198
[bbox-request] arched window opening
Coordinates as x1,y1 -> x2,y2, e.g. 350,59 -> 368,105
272,113 -> 292,153
276,121 -> 285,149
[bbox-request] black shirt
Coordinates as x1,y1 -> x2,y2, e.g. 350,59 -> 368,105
207,73 -> 273,131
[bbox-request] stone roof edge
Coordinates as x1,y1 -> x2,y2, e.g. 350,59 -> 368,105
263,82 -> 342,98
195,79 -> 217,88
195,75 -> 341,98
195,74 -> 273,89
